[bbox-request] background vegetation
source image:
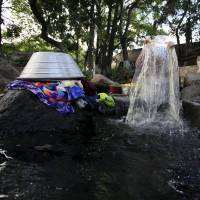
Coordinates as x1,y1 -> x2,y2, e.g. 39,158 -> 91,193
0,0 -> 199,77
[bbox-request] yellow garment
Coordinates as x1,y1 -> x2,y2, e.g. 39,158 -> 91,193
98,93 -> 115,107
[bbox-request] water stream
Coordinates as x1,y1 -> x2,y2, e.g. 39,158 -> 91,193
126,36 -> 181,127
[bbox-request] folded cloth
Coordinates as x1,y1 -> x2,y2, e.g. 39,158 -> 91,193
8,80 -> 85,114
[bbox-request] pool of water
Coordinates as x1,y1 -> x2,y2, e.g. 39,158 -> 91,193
0,119 -> 200,200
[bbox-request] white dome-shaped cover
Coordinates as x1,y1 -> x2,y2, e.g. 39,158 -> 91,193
18,52 -> 84,81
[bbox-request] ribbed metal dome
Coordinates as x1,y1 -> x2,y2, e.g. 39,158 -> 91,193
18,52 -> 84,81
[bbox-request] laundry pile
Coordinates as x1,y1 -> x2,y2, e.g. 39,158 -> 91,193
8,80 -> 85,114
8,79 -> 115,114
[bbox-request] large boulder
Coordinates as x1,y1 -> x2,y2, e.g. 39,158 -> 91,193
0,90 -> 97,134
91,74 -> 120,86
181,81 -> 200,128
182,56 -> 200,128
0,90 -> 129,134
0,58 -> 19,89
184,72 -> 200,86
182,99 -> 200,128
179,65 -> 198,88
181,82 -> 200,100
8,51 -> 32,72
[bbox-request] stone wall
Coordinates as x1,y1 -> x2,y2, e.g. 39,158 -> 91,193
179,65 -> 200,88
176,42 -> 200,66
113,41 -> 200,68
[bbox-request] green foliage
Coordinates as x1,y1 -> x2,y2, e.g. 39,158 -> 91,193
1,0 -> 199,80
2,36 -> 56,54
11,0 -> 32,15
82,70 -> 93,80
3,24 -> 22,38
150,0 -> 200,43
110,64 -> 134,84
70,48 -> 86,70
128,9 -> 167,47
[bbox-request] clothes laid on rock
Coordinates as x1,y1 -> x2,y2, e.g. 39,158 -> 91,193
8,80 -> 116,114
8,80 -> 85,114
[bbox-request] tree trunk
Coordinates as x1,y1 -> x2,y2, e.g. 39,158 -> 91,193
185,18 -> 192,45
119,0 -> 140,65
175,28 -> 181,55
121,37 -> 129,60
101,3 -> 119,75
0,0 -> 3,56
76,35 -> 79,64
87,0 -> 95,72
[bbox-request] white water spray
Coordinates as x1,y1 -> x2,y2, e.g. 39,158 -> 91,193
126,36 -> 181,127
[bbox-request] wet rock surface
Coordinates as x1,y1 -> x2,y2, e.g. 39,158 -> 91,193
181,82 -> 200,128
0,90 -> 200,200
181,82 -> 200,100
0,90 -> 99,134
182,99 -> 200,128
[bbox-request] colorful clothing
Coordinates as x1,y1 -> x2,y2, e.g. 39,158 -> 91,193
8,80 -> 85,114
97,93 -> 115,107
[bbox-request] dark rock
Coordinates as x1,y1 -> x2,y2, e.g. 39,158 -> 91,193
181,82 -> 200,100
8,52 -> 32,73
35,144 -> 58,152
0,89 -> 130,135
184,72 -> 200,87
0,150 -> 12,163
0,90 -> 108,163
113,96 -> 129,117
0,58 -> 19,89
0,90 -> 98,134
0,151 -> 7,163
181,81 -> 200,128
182,100 -> 200,128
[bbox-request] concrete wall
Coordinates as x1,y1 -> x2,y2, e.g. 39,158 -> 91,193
112,41 -> 200,68
179,65 -> 199,87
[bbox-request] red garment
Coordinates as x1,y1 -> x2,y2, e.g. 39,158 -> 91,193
81,79 -> 96,96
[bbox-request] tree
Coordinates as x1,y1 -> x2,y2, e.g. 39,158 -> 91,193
84,0 -> 95,72
28,0 -> 65,50
0,0 -> 12,56
0,0 -> 3,55
118,0 -> 140,63
8,0 -> 200,76
153,0 -> 200,45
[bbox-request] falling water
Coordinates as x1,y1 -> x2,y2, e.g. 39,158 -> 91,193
126,35 -> 181,127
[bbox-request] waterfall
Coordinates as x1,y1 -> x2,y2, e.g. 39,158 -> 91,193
126,35 -> 181,127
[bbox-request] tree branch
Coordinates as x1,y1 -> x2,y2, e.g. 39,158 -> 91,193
28,0 -> 63,50
123,0 -> 140,37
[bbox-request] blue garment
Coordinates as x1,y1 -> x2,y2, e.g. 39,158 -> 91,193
66,86 -> 85,101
